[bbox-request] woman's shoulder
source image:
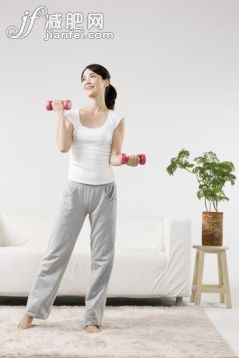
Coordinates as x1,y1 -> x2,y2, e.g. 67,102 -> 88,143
110,108 -> 124,118
110,109 -> 125,128
64,108 -> 79,127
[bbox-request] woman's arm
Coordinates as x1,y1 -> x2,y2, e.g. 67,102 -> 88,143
110,118 -> 125,166
51,100 -> 74,153
109,118 -> 140,166
56,110 -> 74,152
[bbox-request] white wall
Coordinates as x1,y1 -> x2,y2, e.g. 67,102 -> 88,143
1,0 -> 239,300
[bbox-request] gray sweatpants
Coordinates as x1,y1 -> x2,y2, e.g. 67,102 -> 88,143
25,179 -> 117,326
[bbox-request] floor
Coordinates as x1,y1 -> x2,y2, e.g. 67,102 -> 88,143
1,288 -> 239,357
189,285 -> 239,357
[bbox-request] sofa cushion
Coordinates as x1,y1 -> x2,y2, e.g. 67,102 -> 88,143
115,215 -> 163,250
0,212 -> 57,247
74,215 -> 163,251
0,212 -> 164,251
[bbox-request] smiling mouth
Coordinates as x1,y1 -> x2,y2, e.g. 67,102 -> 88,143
86,86 -> 94,89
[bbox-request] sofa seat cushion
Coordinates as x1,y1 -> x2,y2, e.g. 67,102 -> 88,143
0,246 -> 168,296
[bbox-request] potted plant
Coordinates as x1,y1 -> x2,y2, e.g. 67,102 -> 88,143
166,149 -> 236,246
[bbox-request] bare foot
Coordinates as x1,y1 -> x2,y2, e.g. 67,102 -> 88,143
85,324 -> 102,333
17,314 -> 33,329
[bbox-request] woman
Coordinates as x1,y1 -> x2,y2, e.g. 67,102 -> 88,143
17,63 -> 139,333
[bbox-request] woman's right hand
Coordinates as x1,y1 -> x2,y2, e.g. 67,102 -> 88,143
51,100 -> 64,112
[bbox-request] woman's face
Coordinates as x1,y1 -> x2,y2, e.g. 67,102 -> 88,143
81,69 -> 109,98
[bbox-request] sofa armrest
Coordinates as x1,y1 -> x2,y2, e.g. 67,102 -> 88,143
162,216 -> 192,296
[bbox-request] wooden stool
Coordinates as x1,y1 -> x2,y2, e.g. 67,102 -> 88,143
190,245 -> 232,308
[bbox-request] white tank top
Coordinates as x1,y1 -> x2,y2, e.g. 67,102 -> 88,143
65,108 -> 124,185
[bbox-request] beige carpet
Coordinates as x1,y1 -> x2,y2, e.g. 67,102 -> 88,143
0,304 -> 237,358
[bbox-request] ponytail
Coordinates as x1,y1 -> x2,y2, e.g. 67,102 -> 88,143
105,83 -> 117,110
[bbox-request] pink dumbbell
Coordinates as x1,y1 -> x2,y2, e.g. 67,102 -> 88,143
121,153 -> 146,165
46,100 -> 72,111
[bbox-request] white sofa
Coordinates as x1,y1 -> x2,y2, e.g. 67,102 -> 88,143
0,212 -> 191,303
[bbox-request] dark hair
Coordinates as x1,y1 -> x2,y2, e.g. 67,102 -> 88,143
81,63 -> 117,110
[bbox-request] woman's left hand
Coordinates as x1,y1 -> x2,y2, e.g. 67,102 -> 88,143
126,154 -> 140,166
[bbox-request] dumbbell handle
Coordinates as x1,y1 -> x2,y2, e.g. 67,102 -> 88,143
121,153 -> 146,165
46,100 -> 72,111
